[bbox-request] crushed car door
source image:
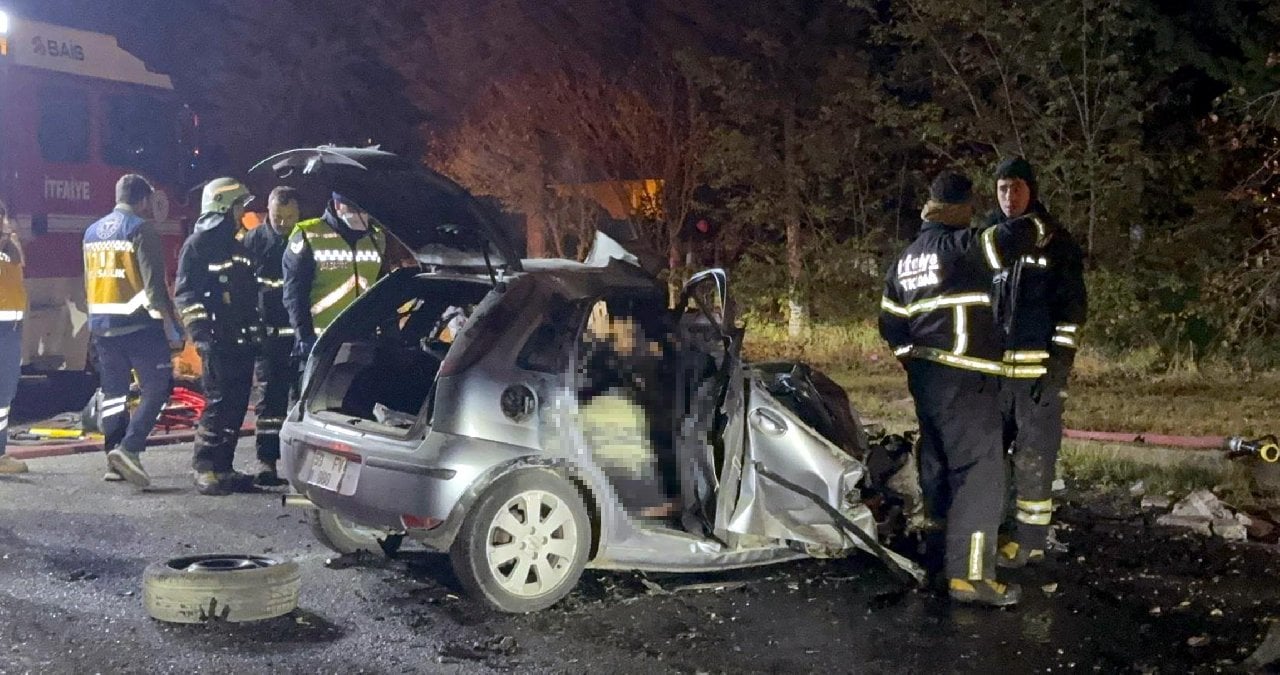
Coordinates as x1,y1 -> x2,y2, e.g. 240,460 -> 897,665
671,269 -> 743,538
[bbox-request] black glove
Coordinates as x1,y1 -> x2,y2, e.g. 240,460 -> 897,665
1031,348 -> 1073,404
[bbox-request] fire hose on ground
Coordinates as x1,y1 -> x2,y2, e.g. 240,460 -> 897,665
1063,429 -> 1280,463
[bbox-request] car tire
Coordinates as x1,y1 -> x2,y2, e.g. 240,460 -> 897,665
450,468 -> 591,613
307,508 -> 404,557
142,554 -> 300,623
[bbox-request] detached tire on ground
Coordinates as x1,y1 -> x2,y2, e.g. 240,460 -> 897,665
450,468 -> 592,613
307,508 -> 404,557
143,555 -> 300,623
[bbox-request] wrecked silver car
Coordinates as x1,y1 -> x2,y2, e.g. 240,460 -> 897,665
267,146 -> 921,612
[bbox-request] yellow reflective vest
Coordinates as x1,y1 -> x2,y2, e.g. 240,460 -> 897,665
83,209 -> 161,334
294,217 -> 385,332
0,237 -> 25,322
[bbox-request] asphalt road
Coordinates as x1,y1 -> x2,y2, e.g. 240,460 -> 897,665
1,440 -> 1278,674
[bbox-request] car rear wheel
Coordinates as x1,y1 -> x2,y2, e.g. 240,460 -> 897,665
143,554 -> 299,623
450,469 -> 591,613
307,508 -> 404,557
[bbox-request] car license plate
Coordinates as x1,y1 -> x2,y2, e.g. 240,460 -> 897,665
307,451 -> 361,495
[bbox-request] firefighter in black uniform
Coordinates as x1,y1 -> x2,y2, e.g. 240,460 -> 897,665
242,186 -> 300,486
175,177 -> 262,496
880,170 -> 1048,606
985,158 -> 1088,568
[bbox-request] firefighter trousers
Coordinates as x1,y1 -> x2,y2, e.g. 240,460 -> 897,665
0,322 -> 22,456
93,324 -> 174,456
906,360 -> 1005,581
253,336 -> 294,464
192,342 -> 257,473
1000,377 -> 1063,551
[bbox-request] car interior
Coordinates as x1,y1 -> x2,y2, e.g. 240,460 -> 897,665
306,274 -> 492,434
574,291 -> 732,533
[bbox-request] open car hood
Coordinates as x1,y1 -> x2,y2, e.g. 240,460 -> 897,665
250,146 -> 521,272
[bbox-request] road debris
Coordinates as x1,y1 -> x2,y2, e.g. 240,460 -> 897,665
1149,489 -> 1278,541
1139,495 -> 1171,510
639,578 -> 670,595
670,581 -> 749,593
438,635 -> 520,663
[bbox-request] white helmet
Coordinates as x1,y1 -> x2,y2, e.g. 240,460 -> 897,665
200,177 -> 253,215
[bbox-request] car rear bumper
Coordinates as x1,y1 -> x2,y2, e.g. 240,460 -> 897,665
279,416 -> 535,541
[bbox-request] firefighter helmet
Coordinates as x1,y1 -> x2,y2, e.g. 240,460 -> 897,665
200,177 -> 253,215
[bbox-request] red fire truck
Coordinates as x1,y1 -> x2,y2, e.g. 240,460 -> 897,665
0,9 -> 195,382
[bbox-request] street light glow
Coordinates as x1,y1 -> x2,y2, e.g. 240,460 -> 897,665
0,11 -> 10,36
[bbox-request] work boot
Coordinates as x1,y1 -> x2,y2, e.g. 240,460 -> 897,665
106,449 -> 150,488
253,461 -> 287,487
948,579 -> 1022,607
195,470 -> 256,495
194,471 -> 232,496
997,541 -> 1046,569
216,470 -> 258,493
0,454 -> 29,474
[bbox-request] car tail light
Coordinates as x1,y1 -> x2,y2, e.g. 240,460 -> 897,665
401,514 -> 443,530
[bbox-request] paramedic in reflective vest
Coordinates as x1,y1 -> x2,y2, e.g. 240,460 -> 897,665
281,192 -> 387,361
83,174 -> 184,488
984,158 -> 1088,568
0,199 -> 27,474
241,186 -> 299,486
879,170 -> 1048,607
175,178 -> 262,496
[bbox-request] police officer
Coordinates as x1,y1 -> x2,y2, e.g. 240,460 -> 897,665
242,186 -> 299,486
985,158 -> 1088,568
0,199 -> 27,474
879,170 -> 1047,606
175,178 -> 262,496
83,174 -> 184,487
282,192 -> 386,361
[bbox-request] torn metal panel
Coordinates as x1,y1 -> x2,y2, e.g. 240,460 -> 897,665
727,381 -> 866,549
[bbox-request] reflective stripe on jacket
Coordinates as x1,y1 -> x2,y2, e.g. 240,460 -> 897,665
983,206 -> 1088,378
880,218 -> 1043,376
83,209 -> 160,334
0,238 -> 26,321
294,217 -> 385,332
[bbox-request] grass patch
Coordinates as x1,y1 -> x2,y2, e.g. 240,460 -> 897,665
1059,441 -> 1266,508
745,319 -> 1280,502
746,318 -> 1280,438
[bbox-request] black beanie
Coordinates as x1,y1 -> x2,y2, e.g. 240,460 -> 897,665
994,157 -> 1037,190
929,171 -> 973,205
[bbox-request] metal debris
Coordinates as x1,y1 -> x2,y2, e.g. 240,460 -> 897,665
670,581 -> 749,593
